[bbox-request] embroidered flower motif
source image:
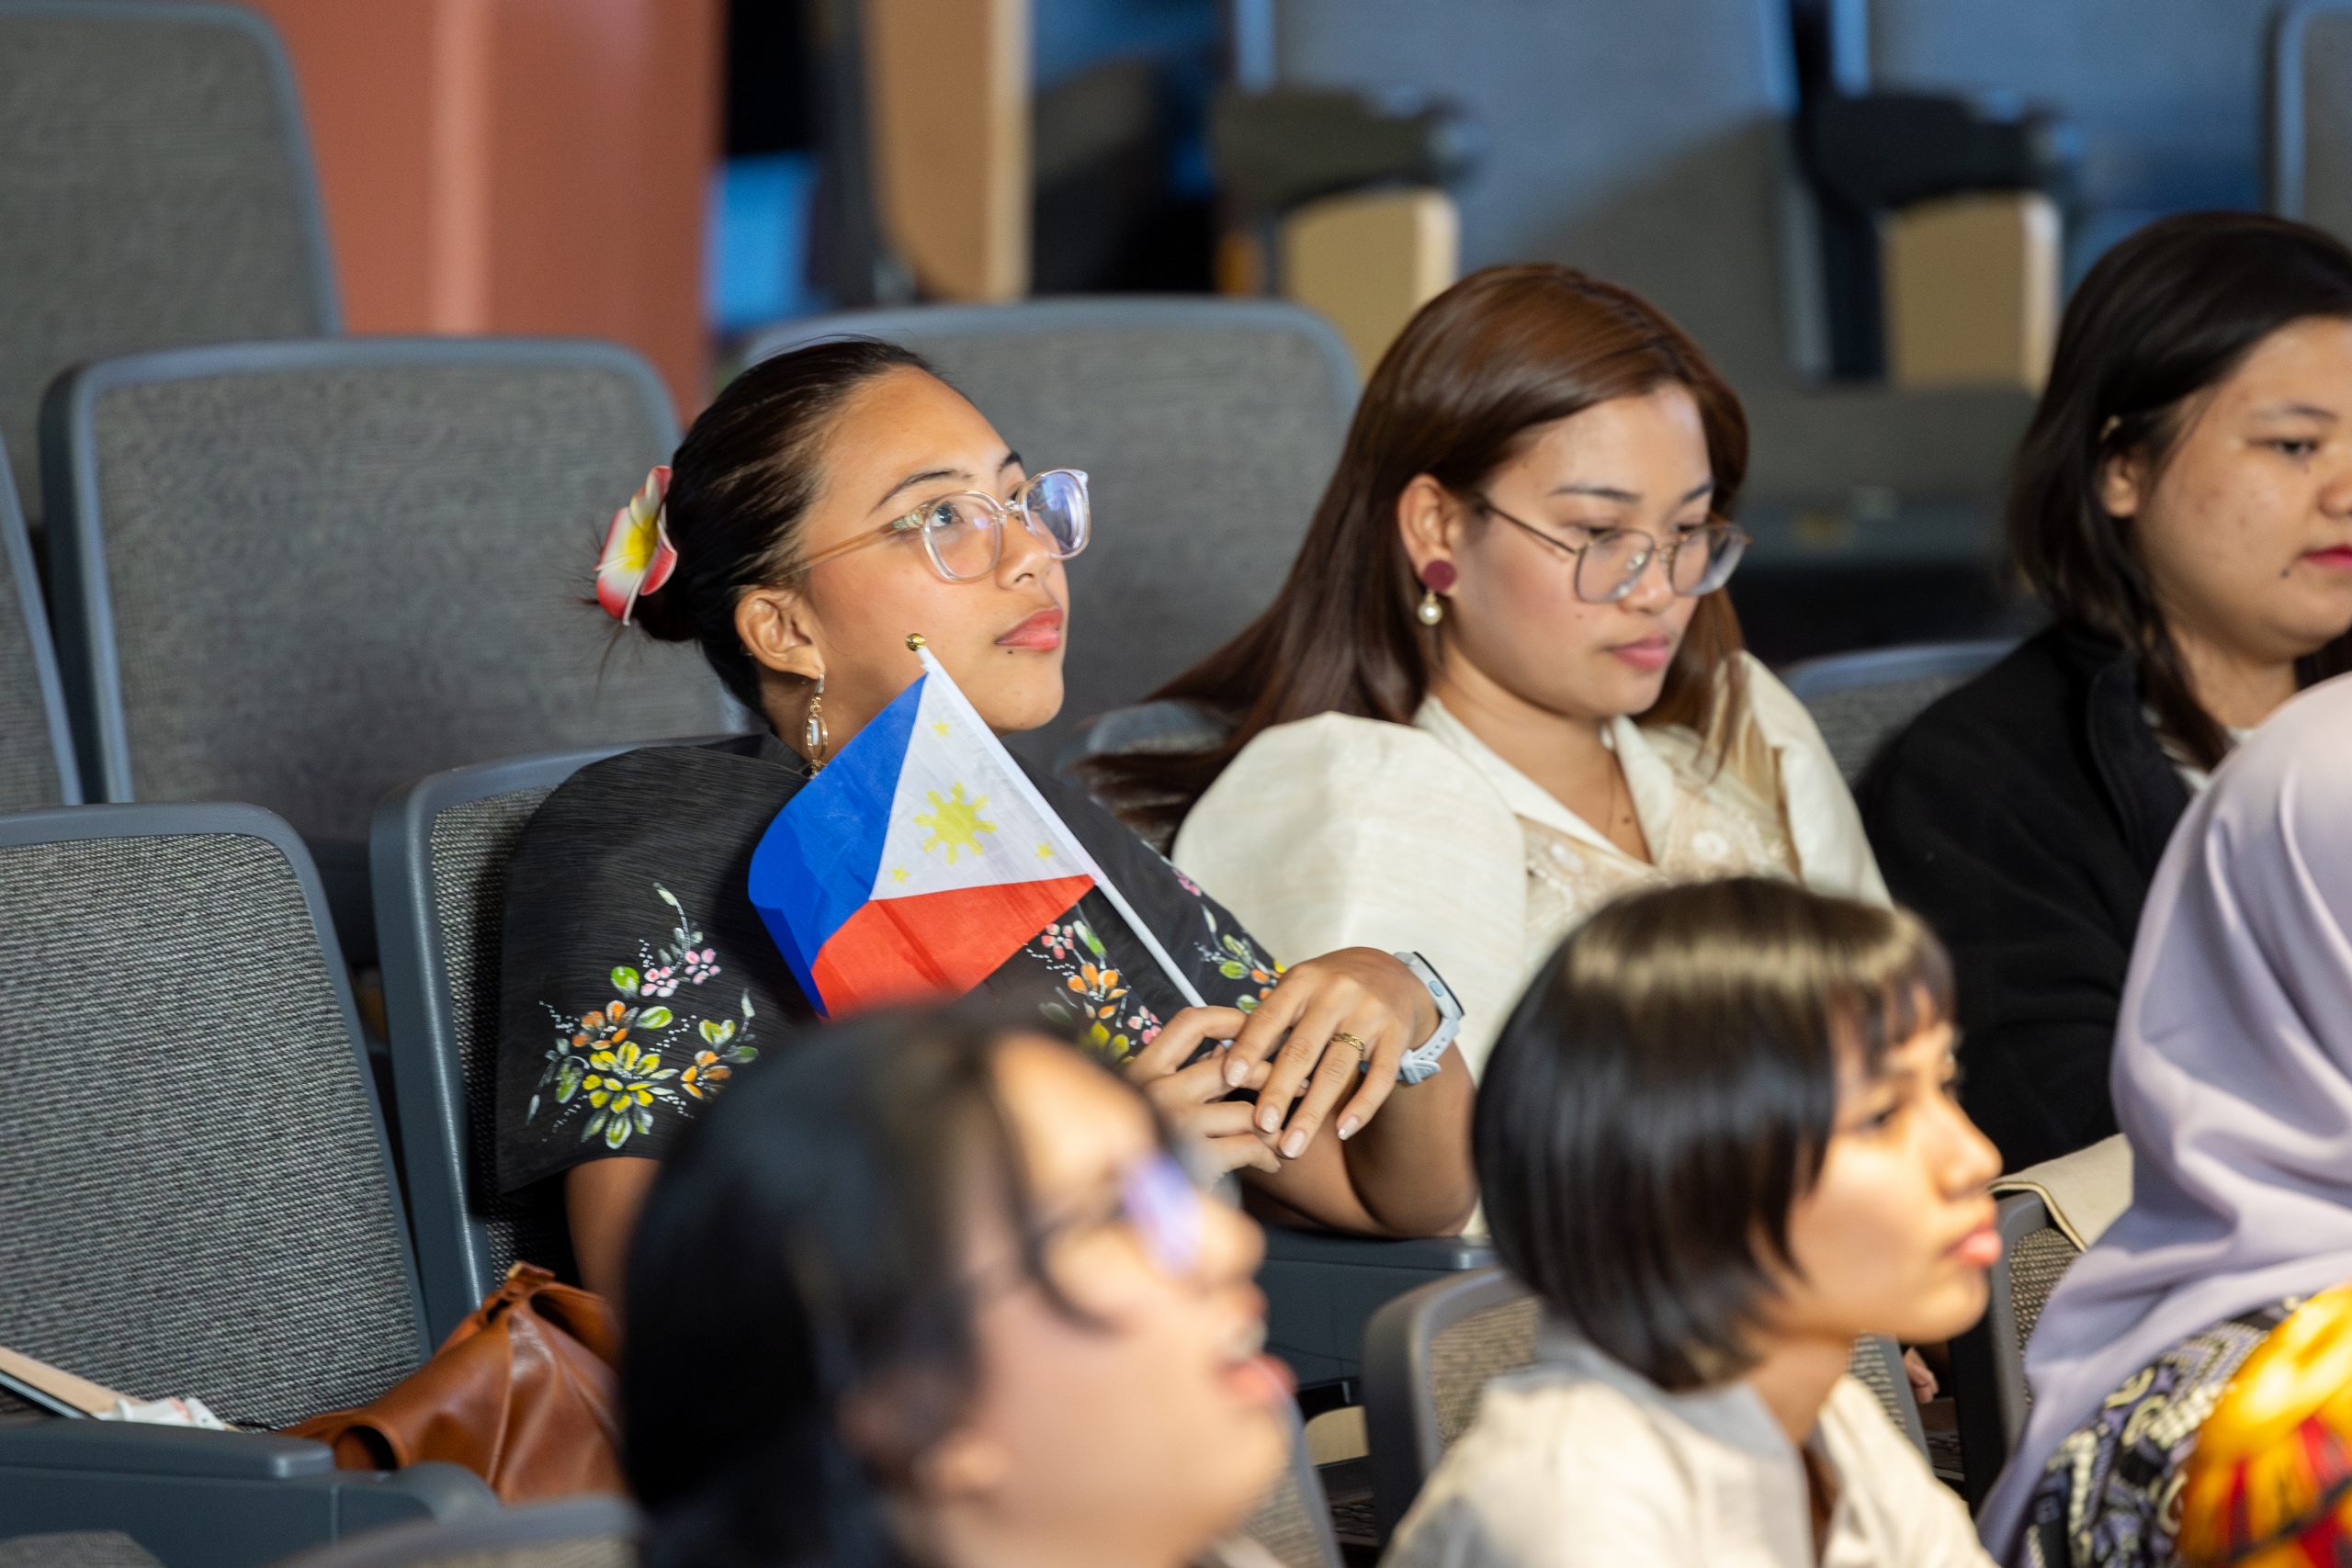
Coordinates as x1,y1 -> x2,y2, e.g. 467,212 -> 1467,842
1690,829 -> 1731,863
1025,914 -> 1160,1064
1200,931 -> 1282,1013
527,888 -> 760,1142
681,1049 -> 733,1100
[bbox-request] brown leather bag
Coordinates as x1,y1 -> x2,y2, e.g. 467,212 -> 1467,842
287,1263 -> 624,1500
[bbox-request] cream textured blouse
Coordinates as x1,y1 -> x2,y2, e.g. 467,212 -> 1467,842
1382,1322 -> 1993,1568
1171,655 -> 1886,1078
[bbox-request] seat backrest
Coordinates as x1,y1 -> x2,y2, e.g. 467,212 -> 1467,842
1256,0 -> 1818,391
0,1535 -> 161,1568
1363,1270 -> 1931,1529
0,804 -> 428,1428
2277,3 -> 2352,248
1239,1403 -> 1344,1568
1869,0 -> 2270,274
0,438 -> 77,810
1949,1190 -> 2083,1503
1054,698 -> 1236,852
374,747 -> 648,1339
43,341 -> 730,855
1846,1334 -> 1929,1457
742,300 -> 1357,766
1783,637 -> 2017,783
1362,1269 -> 1541,1533
275,1496 -> 638,1568
0,1 -> 335,527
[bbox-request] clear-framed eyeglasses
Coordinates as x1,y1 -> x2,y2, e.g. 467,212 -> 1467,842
967,1145 -> 1233,1310
1473,494 -> 1751,604
795,468 -> 1091,584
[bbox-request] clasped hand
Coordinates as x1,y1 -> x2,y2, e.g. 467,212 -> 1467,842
1122,947 -> 1440,1176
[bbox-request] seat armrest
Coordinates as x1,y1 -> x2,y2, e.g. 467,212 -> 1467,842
1211,85 -> 1479,218
1261,1228 -> 1494,1271
1805,90 -> 2081,211
0,1421 -> 336,1479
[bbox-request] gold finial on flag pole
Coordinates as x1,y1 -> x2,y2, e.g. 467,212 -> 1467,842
905,633 -> 927,651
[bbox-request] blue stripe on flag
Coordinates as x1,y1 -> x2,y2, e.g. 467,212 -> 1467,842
747,673 -> 926,1005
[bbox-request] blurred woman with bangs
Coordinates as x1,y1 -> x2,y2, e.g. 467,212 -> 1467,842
1090,264 -> 1883,1083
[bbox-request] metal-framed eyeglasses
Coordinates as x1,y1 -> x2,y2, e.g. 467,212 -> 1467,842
1473,494 -> 1750,604
795,468 -> 1091,584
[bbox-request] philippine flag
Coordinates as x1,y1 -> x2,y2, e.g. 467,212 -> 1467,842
749,640 -> 1202,1020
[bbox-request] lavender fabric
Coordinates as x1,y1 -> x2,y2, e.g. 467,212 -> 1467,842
1978,674 -> 2352,1556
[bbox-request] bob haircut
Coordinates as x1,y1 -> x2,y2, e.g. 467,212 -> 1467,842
1476,877 -> 1953,1392
622,1007 -> 1150,1568
2009,212 -> 2352,769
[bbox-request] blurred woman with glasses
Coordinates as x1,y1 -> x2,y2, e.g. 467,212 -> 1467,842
494,340 -> 1476,1308
624,1008 -> 1299,1568
1091,264 -> 1884,1085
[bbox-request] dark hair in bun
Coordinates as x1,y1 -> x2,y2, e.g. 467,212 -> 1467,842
632,337 -> 933,712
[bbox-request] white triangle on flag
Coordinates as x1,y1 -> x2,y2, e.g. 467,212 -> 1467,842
869,675 -> 1090,900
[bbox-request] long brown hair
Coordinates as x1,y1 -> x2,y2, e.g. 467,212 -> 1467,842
1088,263 -> 1752,840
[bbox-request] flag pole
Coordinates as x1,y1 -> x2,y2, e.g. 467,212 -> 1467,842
909,635 -> 1208,1010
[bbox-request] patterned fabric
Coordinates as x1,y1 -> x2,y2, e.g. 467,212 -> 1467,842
1516,720 -> 1799,949
497,733 -> 1286,1193
2013,1298 -> 2300,1568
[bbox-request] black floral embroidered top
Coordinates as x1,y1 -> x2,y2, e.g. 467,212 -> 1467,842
494,733 -> 1283,1195
2012,1297 -> 2301,1568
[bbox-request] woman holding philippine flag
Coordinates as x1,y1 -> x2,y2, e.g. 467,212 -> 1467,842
493,340 -> 1477,1301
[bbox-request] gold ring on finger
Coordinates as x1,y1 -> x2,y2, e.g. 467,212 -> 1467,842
1329,1030 -> 1369,1062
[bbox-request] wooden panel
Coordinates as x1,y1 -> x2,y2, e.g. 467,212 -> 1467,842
1883,191 -> 2061,393
240,0 -> 719,416
865,0 -> 1030,301
1279,187 -> 1457,377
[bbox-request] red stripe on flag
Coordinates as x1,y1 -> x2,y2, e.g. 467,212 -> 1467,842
808,875 -> 1095,1017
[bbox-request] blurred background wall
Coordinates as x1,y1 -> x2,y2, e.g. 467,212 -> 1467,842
245,0 -> 720,414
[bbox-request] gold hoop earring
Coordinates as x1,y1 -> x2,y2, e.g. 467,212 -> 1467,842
1416,588 -> 1445,626
802,678 -> 828,768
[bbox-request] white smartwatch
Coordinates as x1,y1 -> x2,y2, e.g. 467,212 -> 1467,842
1390,951 -> 1462,1083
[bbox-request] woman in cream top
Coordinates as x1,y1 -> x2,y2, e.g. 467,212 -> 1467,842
1174,662 -> 1880,1078
1091,264 -> 1883,1081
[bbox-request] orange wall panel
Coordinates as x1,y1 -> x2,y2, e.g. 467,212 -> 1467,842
239,0 -> 718,417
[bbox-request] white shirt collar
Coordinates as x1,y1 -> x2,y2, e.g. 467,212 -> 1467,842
1413,695 -> 1680,861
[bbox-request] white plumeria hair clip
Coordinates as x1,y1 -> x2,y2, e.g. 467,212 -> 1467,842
596,465 -> 679,626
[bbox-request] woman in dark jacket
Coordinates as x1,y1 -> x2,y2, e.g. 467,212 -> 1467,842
1860,213 -> 2352,1172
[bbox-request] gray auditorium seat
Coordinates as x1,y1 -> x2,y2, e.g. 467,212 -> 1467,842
1362,1269 -> 1926,1536
1870,0 -> 2272,279
0,1536 -> 160,1568
2277,2 -> 2352,249
743,300 -> 1357,764
1243,0 -> 2033,565
1949,1191 -> 2084,1507
1243,1404 -> 1345,1568
1783,637 -> 2017,783
0,1 -> 335,528
0,438 -> 76,810
372,746 -> 646,1341
0,803 -> 492,1566
41,339 -> 733,951
273,1498 -> 638,1568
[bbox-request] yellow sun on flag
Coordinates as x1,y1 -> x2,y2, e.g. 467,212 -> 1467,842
915,784 -> 997,864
